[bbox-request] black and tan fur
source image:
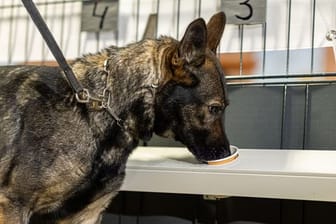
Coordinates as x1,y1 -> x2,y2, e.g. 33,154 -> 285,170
0,12 -> 230,223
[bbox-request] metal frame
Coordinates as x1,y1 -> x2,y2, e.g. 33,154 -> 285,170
1,1 -> 335,80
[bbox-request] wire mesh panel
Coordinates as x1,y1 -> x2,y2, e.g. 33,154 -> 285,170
0,0 -> 82,64
219,0 -> 336,84
1,0 -> 335,80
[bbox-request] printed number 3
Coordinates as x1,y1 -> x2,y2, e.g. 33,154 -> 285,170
235,0 -> 253,21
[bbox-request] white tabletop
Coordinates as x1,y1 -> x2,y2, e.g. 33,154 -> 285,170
121,147 -> 336,202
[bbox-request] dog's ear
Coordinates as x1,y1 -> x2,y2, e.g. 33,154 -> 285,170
171,18 -> 207,86
206,12 -> 226,53
178,18 -> 207,64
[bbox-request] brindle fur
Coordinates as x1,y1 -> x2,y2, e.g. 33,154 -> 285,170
0,12 -> 230,223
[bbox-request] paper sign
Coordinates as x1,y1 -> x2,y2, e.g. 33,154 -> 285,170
221,0 -> 267,25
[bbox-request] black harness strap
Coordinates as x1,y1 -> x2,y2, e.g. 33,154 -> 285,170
21,0 -> 85,98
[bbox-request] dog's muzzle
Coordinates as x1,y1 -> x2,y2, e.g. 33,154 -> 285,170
187,145 -> 231,163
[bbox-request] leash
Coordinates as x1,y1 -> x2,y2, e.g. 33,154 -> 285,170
21,0 -> 123,126
21,0 -> 88,102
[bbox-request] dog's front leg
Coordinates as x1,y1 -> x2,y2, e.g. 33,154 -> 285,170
0,194 -> 30,224
55,192 -> 116,224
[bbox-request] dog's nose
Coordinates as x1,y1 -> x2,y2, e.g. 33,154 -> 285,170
209,145 -> 231,161
222,137 -> 231,156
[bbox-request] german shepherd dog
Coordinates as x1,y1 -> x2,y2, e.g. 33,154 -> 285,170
0,12 -> 230,223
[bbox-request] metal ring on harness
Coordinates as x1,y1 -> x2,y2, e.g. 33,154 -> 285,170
75,89 -> 91,103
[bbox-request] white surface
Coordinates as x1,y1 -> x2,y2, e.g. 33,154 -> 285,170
121,147 -> 336,202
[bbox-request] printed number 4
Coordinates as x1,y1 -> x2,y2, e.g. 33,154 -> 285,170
235,0 -> 253,21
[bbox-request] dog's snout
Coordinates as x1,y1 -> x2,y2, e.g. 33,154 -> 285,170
222,145 -> 231,157
215,145 -> 231,160
223,136 -> 231,155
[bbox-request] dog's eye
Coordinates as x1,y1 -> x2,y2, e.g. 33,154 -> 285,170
208,105 -> 223,115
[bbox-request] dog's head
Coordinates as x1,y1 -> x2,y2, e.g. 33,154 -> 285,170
154,12 -> 230,162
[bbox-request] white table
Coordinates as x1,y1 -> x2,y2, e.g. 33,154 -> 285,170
121,147 -> 336,202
